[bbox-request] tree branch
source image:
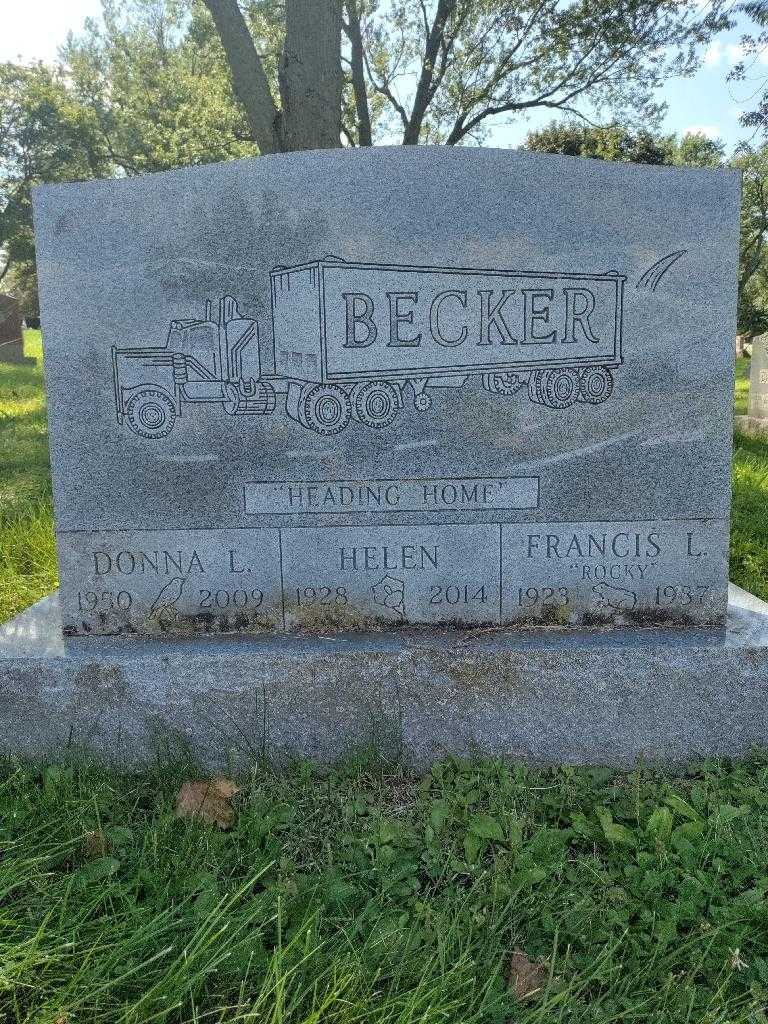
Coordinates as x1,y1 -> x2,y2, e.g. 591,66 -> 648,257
403,0 -> 457,145
202,0 -> 281,153
445,25 -> 628,146
362,45 -> 409,129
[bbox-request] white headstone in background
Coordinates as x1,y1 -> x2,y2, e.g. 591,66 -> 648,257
748,334 -> 768,419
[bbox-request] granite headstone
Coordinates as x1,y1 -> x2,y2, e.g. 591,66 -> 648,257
0,294 -> 31,365
31,147 -> 740,637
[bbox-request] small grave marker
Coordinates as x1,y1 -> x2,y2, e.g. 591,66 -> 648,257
0,294 -> 32,365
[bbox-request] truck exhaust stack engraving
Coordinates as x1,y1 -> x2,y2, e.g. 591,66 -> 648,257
111,257 -> 626,438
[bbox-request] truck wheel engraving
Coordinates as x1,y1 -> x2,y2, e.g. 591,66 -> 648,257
482,371 -> 523,395
528,369 -> 546,404
414,392 -> 433,412
302,384 -> 352,434
542,368 -> 579,408
126,389 -> 176,438
351,381 -> 399,428
579,366 -> 614,404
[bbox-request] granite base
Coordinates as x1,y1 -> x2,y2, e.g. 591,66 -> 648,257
734,415 -> 768,438
2,585 -> 768,768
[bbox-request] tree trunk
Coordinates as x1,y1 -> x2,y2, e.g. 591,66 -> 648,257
279,0 -> 343,151
345,0 -> 372,146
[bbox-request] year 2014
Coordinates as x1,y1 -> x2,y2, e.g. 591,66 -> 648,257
428,584 -> 488,605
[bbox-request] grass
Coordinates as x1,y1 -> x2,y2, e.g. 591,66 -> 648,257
4,755 -> 768,1022
0,330 -> 56,621
4,343 -> 768,1020
729,357 -> 768,596
734,356 -> 750,417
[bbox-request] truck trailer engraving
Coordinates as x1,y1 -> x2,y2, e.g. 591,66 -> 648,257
111,257 -> 626,438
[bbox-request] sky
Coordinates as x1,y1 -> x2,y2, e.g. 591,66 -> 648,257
1,0 -> 766,154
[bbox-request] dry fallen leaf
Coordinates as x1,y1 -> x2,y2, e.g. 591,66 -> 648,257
82,829 -> 109,858
506,949 -> 548,1001
174,778 -> 240,829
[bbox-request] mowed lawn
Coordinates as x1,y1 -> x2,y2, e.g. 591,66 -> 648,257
0,330 -> 56,621
3,757 -> 768,1023
4,343 -> 768,1021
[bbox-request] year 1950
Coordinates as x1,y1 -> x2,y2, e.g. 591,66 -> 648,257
77,590 -> 132,612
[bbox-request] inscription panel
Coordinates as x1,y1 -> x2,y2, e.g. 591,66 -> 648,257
31,147 -> 739,635
281,524 -> 500,628
57,530 -> 284,635
501,520 -> 728,625
244,477 -> 539,515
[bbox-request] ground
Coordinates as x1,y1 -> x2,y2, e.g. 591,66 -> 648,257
3,340 -> 768,1022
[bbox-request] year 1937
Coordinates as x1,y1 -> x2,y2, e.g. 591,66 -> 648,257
654,585 -> 709,606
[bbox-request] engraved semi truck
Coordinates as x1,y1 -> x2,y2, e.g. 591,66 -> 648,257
112,256 -> 625,438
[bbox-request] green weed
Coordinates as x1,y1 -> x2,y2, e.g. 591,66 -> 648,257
735,356 -> 750,416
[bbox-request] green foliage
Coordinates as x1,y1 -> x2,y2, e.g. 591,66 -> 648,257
731,429 -> 768,600
0,0 -> 272,311
525,120 -> 725,167
63,0 -> 260,175
676,130 -> 726,168
361,0 -> 731,145
0,63 -> 111,315
4,754 -> 768,1020
734,145 -> 768,337
735,353 -> 750,416
726,2 -> 768,135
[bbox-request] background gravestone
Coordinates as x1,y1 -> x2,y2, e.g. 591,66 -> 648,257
748,334 -> 768,418
31,147 -> 739,638
0,294 -> 33,365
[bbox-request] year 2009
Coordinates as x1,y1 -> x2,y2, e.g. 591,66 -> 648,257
198,588 -> 264,609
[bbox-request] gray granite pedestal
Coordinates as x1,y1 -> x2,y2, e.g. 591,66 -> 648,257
734,415 -> 768,439
2,584 -> 768,768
